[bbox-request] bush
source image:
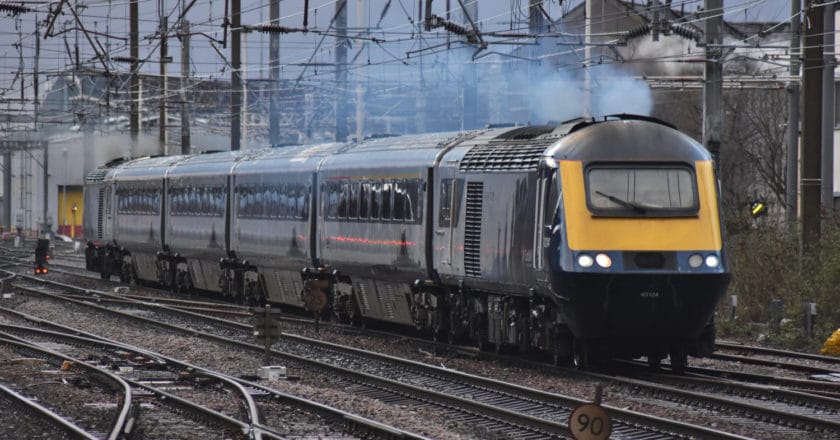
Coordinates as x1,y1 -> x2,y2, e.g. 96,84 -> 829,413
720,217 -> 840,352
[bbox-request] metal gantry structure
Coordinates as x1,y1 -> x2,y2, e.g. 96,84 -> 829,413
0,0 -> 835,248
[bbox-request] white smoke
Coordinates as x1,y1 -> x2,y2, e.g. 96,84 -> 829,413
524,63 -> 653,124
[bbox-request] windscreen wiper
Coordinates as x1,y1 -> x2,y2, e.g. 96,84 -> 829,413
595,190 -> 648,213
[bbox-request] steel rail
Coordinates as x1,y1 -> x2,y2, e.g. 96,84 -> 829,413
717,340 -> 840,365
0,336 -> 135,440
0,382 -> 100,440
7,276 -> 749,440
0,325 -> 264,439
0,304 -> 431,440
711,352 -> 838,374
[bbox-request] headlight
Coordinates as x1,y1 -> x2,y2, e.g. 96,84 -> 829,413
578,254 -> 594,268
688,254 -> 704,268
705,255 -> 720,268
595,253 -> 612,268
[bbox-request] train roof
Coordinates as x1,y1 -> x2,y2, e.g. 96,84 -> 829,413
111,155 -> 190,182
546,116 -> 710,162
233,142 -> 347,175
167,150 -> 256,178
318,131 -> 465,173
86,114 -> 705,183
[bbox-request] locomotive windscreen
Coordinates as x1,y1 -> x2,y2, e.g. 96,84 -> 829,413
584,164 -> 698,217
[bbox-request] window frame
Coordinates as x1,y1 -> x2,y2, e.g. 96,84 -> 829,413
583,162 -> 700,218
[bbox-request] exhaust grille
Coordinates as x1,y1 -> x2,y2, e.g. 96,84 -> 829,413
97,188 -> 105,240
460,143 -> 548,172
86,169 -> 107,184
464,182 -> 483,277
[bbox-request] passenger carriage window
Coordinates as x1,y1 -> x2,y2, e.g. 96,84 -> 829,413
370,181 -> 381,220
300,185 -> 310,219
236,187 -> 245,216
284,183 -> 295,219
393,181 -> 406,221
586,165 -> 698,217
348,182 -> 359,219
255,188 -> 265,217
359,183 -> 370,220
404,180 -> 420,223
325,182 -> 338,219
280,184 -> 291,218
381,182 -> 392,220
244,186 -> 252,217
337,183 -> 349,219
213,186 -> 224,217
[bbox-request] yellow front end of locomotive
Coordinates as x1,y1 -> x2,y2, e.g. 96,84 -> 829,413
560,160 -> 722,252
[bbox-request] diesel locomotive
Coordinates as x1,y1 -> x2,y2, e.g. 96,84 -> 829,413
84,114 -> 730,369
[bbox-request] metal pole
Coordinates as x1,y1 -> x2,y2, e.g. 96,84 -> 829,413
180,19 -> 191,155
529,0 -> 543,122
3,153 -> 10,234
130,0 -> 140,157
269,0 -> 280,145
822,4 -> 835,214
583,0 -> 591,117
335,0 -> 348,142
62,148 -> 67,235
787,0 -> 801,225
357,0 -> 366,139
802,0 -> 824,250
34,26 -> 39,130
703,0 -> 723,172
415,0 -> 423,134
461,0 -> 478,129
159,11 -> 168,154
231,0 -> 242,150
242,33 -> 248,147
42,145 -> 48,237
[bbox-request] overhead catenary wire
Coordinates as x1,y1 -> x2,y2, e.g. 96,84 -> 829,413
0,0 -> 834,126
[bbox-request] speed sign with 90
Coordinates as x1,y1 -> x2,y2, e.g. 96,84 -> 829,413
568,403 -> 612,440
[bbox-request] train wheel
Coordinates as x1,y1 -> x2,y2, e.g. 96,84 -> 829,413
474,332 -> 489,351
447,331 -> 459,345
647,355 -> 662,371
669,348 -> 688,374
572,339 -> 589,369
552,350 -> 562,366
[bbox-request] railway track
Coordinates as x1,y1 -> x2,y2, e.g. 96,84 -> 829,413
3,270 -> 752,438
0,334 -> 135,439
0,322 -> 405,440
11,250 -> 840,438
0,305 -> 428,440
0,380 -> 100,440
8,270 -> 840,438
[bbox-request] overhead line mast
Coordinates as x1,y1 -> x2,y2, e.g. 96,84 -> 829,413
801,0 -> 824,249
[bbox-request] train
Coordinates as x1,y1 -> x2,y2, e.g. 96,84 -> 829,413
83,114 -> 730,370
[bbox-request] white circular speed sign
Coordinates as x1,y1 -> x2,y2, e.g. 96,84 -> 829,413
569,403 -> 612,440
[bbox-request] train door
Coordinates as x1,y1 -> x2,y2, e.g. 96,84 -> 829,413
532,163 -> 557,279
433,166 -> 463,273
103,183 -> 114,240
